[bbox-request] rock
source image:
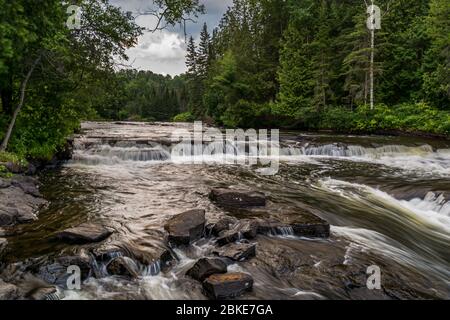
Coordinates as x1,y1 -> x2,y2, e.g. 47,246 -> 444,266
256,216 -> 330,238
0,207 -> 17,226
0,178 -> 11,189
4,161 -> 26,174
203,273 -> 253,299
216,229 -> 240,246
213,243 -> 256,261
235,220 -> 258,239
27,286 -> 59,300
0,279 -> 19,300
209,189 -> 266,208
211,217 -> 237,236
106,256 -> 140,278
55,138 -> 74,161
38,255 -> 91,287
291,222 -> 330,238
56,222 -> 113,244
0,237 -> 7,252
164,209 -> 206,246
186,258 -> 228,282
11,176 -> 42,197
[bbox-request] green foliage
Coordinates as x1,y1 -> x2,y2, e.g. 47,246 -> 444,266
0,165 -> 13,178
0,151 -> 27,166
173,112 -> 195,122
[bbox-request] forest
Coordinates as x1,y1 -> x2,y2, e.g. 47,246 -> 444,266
0,0 -> 449,163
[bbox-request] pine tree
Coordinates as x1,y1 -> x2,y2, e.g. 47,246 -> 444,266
186,36 -> 198,78
197,23 -> 211,80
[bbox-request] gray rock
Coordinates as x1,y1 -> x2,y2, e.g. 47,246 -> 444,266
0,279 -> 19,300
0,207 -> 17,226
186,258 -> 228,282
213,243 -> 256,261
203,273 -> 253,299
56,223 -> 113,244
106,256 -> 140,278
164,209 -> 206,245
209,189 -> 266,208
38,254 -> 91,288
11,176 -> 42,197
0,178 -> 11,189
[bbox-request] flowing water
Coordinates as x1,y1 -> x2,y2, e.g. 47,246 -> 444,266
3,121 -> 450,299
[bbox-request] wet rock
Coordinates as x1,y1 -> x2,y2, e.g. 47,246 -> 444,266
203,273 -> 253,299
37,254 -> 91,287
26,286 -> 59,300
209,189 -> 266,208
256,219 -> 290,235
216,229 -> 240,246
211,217 -> 237,236
55,138 -> 74,161
213,243 -> 256,261
256,216 -> 330,238
56,222 -> 113,244
106,256 -> 140,278
235,220 -> 258,239
291,221 -> 330,238
4,162 -> 27,174
0,279 -> 19,300
0,238 -> 7,257
164,209 -> 205,246
186,258 -> 228,282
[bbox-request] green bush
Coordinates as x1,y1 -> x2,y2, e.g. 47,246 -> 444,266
173,112 -> 195,122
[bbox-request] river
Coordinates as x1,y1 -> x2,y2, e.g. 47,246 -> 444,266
4,121 -> 450,299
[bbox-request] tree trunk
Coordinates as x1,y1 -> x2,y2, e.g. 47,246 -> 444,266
0,55 -> 42,152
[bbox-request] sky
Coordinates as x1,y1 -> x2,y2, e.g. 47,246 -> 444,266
110,0 -> 233,76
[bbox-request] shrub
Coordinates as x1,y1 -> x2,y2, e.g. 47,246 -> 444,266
173,112 -> 195,122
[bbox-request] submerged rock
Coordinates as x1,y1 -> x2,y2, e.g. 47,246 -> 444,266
209,189 -> 266,208
213,243 -> 256,261
202,273 -> 253,299
56,222 -> 113,244
164,209 -> 206,245
186,258 -> 228,282
106,256 -> 140,278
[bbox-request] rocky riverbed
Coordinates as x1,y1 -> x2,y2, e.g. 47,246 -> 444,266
1,121 -> 449,300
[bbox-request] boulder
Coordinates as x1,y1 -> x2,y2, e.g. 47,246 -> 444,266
11,176 -> 42,198
203,273 -> 253,299
56,223 -> 113,244
106,256 -> 140,278
216,229 -> 240,246
211,217 -> 237,236
213,243 -> 256,261
186,258 -> 228,282
38,254 -> 91,287
0,279 -> 19,300
209,189 -> 266,208
164,209 -> 206,245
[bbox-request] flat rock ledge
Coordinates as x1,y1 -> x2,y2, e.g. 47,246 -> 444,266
164,209 -> 206,246
56,222 -> 113,244
203,273 -> 254,300
0,176 -> 47,227
213,242 -> 256,262
209,189 -> 266,209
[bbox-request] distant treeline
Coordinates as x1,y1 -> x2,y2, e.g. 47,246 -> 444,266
88,70 -> 189,121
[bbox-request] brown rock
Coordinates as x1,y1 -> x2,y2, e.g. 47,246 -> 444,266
57,223 -> 113,244
106,256 -> 140,278
213,243 -> 256,261
209,189 -> 266,208
186,258 -> 228,282
203,273 -> 253,299
164,209 -> 206,245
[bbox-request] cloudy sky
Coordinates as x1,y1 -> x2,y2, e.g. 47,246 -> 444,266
110,0 -> 233,76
